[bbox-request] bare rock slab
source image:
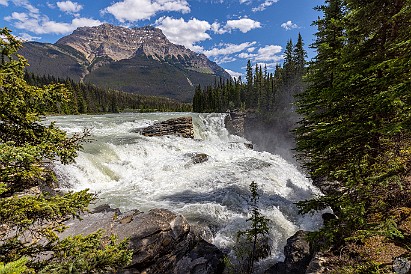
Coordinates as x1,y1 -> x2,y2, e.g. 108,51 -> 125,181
61,208 -> 224,274
134,117 -> 194,138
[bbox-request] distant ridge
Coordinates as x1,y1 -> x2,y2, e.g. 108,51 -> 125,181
19,24 -> 231,102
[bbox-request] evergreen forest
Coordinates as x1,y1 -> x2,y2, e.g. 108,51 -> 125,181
24,73 -> 191,114
192,33 -> 306,118
296,0 -> 410,272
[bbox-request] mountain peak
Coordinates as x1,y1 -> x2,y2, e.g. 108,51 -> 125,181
20,23 -> 231,102
56,24 -> 172,62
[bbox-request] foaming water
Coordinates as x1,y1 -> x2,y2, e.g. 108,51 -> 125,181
46,112 -> 323,268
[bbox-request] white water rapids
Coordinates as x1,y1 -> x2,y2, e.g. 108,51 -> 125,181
47,112 -> 323,268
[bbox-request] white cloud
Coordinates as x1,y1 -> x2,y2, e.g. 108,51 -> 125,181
103,0 -> 190,22
155,16 -> 211,51
5,12 -> 28,21
203,42 -> 256,57
211,22 -> 221,33
12,0 -> 39,14
43,18 -> 102,34
281,20 -> 298,30
203,42 -> 258,65
213,55 -> 237,64
238,44 -> 283,64
255,45 -> 282,61
225,69 -> 243,80
226,18 -> 261,33
6,10 -> 103,35
57,1 -> 83,14
47,2 -> 55,8
213,18 -> 261,34
238,52 -> 253,59
252,0 -> 278,12
0,0 -> 8,6
17,32 -> 41,41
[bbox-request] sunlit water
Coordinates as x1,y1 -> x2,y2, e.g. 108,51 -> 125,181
46,112 -> 323,270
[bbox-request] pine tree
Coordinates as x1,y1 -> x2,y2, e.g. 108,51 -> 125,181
236,182 -> 270,274
296,0 -> 411,251
283,39 -> 295,82
295,0 -> 346,180
293,33 -> 307,77
0,28 -> 132,272
245,60 -> 254,108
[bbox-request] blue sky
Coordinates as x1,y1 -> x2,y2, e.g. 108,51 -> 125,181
0,0 -> 324,78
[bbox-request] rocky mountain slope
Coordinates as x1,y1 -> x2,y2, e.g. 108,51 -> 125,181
19,24 -> 230,102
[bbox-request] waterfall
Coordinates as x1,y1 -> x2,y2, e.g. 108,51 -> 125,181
48,112 -> 323,267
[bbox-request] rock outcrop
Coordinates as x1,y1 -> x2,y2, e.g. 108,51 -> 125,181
55,24 -> 228,77
135,117 -> 194,138
225,111 -> 246,137
185,152 -> 209,164
224,110 -> 298,165
61,207 -> 224,274
265,230 -> 313,274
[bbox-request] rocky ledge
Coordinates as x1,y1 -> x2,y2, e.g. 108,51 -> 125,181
133,117 -> 194,138
61,207 -> 224,274
224,111 -> 246,137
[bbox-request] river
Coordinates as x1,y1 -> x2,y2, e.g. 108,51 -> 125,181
46,112 -> 323,269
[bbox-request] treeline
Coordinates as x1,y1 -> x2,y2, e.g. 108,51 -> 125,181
295,0 -> 411,271
24,72 -> 192,114
192,33 -> 306,117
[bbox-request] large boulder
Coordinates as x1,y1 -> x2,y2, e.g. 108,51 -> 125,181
60,208 -> 224,274
134,117 -> 194,138
265,230 -> 312,274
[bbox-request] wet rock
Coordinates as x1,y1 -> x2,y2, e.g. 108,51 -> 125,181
283,230 -> 312,273
225,111 -> 245,137
265,230 -> 312,274
244,142 -> 253,149
133,116 -> 194,138
186,152 -> 209,164
175,240 -> 225,274
237,158 -> 272,171
190,224 -> 214,243
60,208 -> 224,274
393,257 -> 411,274
92,203 -> 121,214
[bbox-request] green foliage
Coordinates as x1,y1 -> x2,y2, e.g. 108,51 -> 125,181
0,27 -> 132,272
234,182 -> 271,274
239,182 -> 271,241
336,261 -> 382,274
295,0 -> 411,257
24,72 -> 192,114
39,231 -> 132,273
192,34 -> 306,115
0,258 -> 30,274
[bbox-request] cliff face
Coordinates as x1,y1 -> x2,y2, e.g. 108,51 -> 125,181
55,24 -> 221,74
20,24 -> 230,102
